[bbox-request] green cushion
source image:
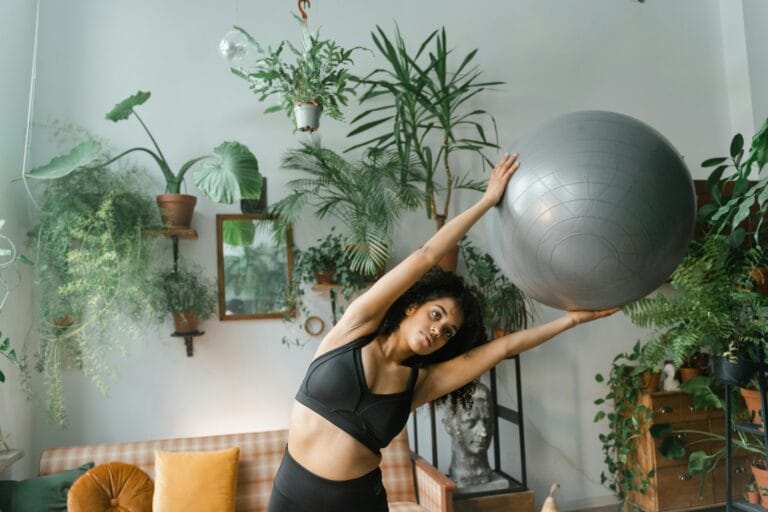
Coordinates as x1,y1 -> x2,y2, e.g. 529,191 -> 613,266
0,462 -> 93,512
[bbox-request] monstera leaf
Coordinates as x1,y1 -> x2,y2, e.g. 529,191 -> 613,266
193,142 -> 262,204
25,140 -> 102,179
106,90 -> 151,122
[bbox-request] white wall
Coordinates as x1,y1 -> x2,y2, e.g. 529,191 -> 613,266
11,0 -> 749,508
0,0 -> 38,480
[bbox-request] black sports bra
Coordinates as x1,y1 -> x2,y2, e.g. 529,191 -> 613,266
295,333 -> 419,455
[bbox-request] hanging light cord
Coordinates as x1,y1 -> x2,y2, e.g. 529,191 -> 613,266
21,0 -> 42,209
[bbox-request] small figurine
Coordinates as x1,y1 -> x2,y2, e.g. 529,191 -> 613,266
662,361 -> 679,391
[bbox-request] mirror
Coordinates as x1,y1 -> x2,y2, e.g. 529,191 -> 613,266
216,214 -> 294,320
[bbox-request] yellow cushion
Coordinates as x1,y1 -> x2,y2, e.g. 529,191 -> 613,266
152,446 -> 240,512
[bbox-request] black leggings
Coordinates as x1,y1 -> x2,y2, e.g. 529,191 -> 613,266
268,447 -> 389,512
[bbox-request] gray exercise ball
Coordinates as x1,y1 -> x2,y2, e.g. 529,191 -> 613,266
486,110 -> 695,310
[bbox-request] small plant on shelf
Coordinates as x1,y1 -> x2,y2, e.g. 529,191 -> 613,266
149,262 -> 217,334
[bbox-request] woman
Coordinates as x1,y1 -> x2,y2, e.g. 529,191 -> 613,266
268,153 -> 619,511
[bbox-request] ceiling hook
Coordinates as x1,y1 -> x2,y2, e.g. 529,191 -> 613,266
298,0 -> 311,23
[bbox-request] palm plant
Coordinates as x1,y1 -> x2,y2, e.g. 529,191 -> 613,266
272,142 -> 423,276
347,25 -> 503,228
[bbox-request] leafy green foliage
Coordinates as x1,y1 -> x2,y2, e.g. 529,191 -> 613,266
148,262 -> 217,320
347,25 -> 502,222
31,165 -> 159,426
700,117 -> 768,245
25,91 -> 262,204
593,342 -> 656,503
272,142 -> 423,276
623,233 -> 768,368
0,332 -> 24,384
459,238 -> 533,333
229,18 -> 364,125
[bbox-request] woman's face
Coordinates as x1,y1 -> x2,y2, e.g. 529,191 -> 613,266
403,297 -> 464,355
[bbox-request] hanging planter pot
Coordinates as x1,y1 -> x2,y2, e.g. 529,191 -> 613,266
711,355 -> 757,387
240,177 -> 267,213
294,102 -> 321,132
156,194 -> 197,228
172,311 -> 199,334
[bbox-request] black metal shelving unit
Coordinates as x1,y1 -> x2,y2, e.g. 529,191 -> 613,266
725,349 -> 768,512
410,354 -> 528,498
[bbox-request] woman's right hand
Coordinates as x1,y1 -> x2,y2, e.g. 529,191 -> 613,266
567,307 -> 621,326
482,153 -> 520,206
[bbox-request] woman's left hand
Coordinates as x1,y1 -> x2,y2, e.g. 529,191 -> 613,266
567,307 -> 621,326
482,153 -> 520,206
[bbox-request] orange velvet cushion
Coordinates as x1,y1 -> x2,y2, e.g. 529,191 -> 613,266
67,461 -> 153,512
152,446 -> 240,512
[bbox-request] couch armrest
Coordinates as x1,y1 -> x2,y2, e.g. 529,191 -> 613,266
412,454 -> 456,512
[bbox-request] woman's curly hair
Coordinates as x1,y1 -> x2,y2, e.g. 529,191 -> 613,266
376,267 -> 488,412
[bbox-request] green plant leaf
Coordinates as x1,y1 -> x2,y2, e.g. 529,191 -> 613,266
25,140 -> 102,179
222,219 -> 256,247
702,157 -> 728,167
660,436 -> 686,459
106,90 -> 151,122
649,423 -> 673,437
193,141 -> 262,204
731,133 -> 745,158
0,369 -> 4,383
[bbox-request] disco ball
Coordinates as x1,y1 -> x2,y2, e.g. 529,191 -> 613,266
486,110 -> 696,310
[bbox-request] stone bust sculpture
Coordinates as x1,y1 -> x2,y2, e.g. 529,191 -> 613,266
443,382 -> 495,486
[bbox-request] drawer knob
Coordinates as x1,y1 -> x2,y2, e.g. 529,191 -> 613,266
679,473 -> 692,481
658,406 -> 673,414
675,433 -> 688,441
736,466 -> 746,474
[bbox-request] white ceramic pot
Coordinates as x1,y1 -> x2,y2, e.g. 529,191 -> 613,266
294,102 -> 321,132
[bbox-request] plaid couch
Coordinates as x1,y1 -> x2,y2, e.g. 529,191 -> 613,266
39,428 -> 456,512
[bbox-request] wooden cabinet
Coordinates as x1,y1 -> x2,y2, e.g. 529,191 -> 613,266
453,489 -> 534,512
628,391 -> 741,512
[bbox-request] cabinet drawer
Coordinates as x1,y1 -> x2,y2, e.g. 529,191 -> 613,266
647,392 -> 710,423
653,420 -> 709,469
656,465 -> 715,509
712,456 -> 751,503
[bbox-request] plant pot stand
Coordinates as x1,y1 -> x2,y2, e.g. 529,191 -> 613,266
171,330 -> 205,357
0,449 -> 23,473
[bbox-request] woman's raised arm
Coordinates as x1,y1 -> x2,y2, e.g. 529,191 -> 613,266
326,153 -> 520,344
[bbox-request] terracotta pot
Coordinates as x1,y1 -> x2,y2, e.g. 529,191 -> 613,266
746,488 -> 760,504
156,194 -> 197,228
294,102 -> 321,132
753,465 -> 768,507
314,268 -> 336,285
679,367 -> 702,383
172,312 -> 199,334
751,266 -> 768,295
641,370 -> 661,392
741,388 -> 767,425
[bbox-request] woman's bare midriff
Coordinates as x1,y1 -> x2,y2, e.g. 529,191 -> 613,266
287,401 -> 382,480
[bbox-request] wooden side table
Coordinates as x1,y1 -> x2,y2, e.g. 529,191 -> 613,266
454,489 -> 534,512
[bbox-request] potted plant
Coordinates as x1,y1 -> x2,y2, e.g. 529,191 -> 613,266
459,238 -> 533,337
745,479 -> 760,504
624,232 -> 768,386
24,91 -> 262,228
281,229 -> 370,346
347,26 -> 503,268
226,16 -> 364,132
271,142 -> 423,276
149,262 -> 217,334
29,163 -> 159,426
